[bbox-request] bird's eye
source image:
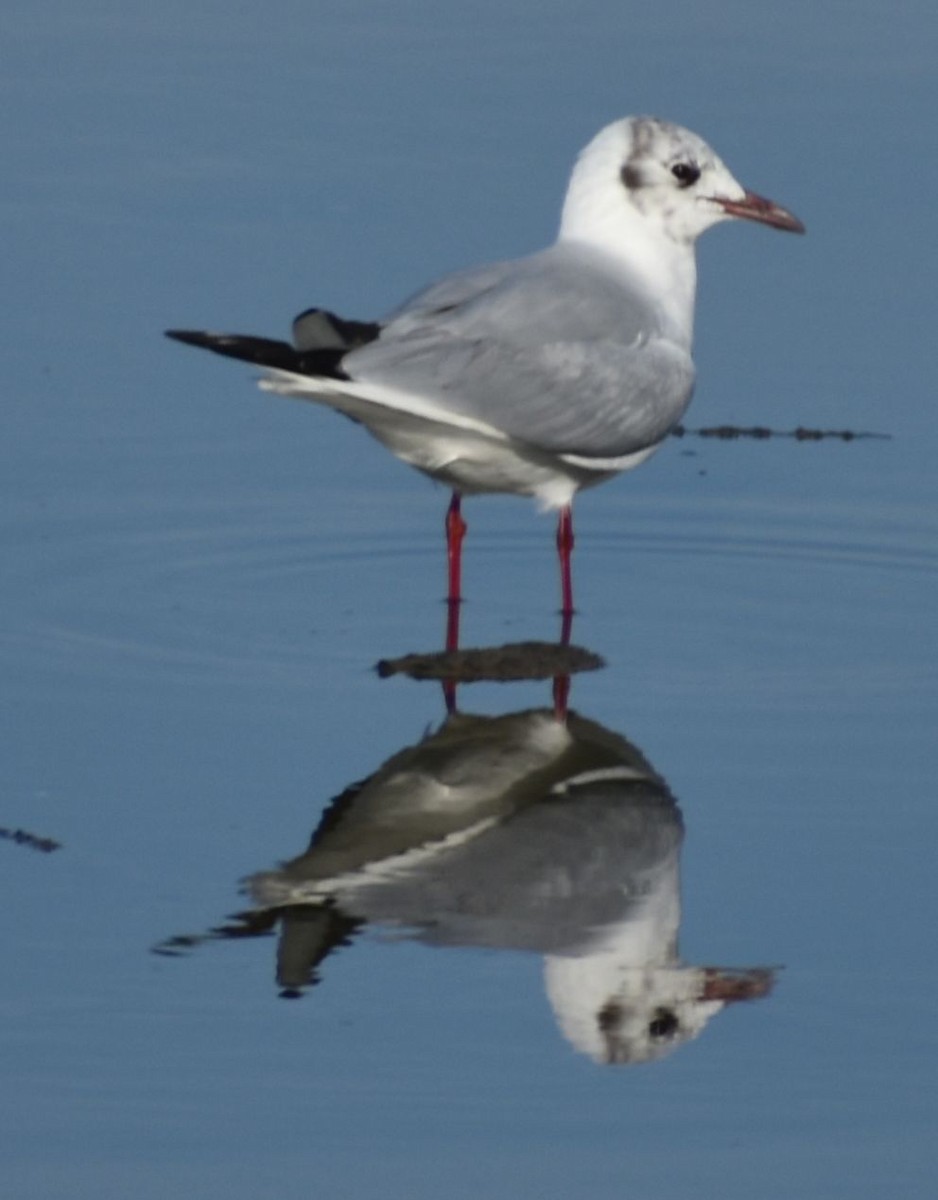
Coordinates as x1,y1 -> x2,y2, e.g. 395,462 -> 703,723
648,1008 -> 680,1039
671,162 -> 700,188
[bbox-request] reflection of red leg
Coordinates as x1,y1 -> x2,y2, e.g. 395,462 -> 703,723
552,673 -> 570,722
556,505 -> 575,619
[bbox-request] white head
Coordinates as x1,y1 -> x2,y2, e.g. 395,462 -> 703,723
560,115 -> 804,251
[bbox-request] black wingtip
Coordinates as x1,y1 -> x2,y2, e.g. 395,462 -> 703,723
164,327 -> 352,378
164,329 -> 304,370
165,329 -> 216,348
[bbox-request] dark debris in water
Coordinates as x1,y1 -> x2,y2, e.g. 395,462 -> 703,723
671,424 -> 890,442
375,641 -> 605,683
0,826 -> 61,853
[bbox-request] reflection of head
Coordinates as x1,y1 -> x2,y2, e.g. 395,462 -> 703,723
547,956 -> 776,1065
546,962 -> 724,1065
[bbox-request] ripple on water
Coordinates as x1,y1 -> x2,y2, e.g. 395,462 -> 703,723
2,490 -> 435,690
4,485 -> 934,694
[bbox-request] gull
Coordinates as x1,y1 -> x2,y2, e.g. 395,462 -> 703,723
167,116 -> 803,622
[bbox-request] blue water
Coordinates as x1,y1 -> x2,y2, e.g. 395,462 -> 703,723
3,3 -> 937,1197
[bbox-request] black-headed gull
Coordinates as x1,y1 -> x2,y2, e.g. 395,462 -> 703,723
168,116 -> 803,618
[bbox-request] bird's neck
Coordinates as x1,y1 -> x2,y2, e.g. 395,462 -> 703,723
559,204 -> 698,345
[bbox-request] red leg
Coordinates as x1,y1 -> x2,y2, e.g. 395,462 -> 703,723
442,493 -> 466,709
556,504 -> 575,620
445,492 -> 467,611
552,504 -> 575,720
444,599 -> 461,657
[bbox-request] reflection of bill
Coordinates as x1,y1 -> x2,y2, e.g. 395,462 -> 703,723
246,706 -> 773,1066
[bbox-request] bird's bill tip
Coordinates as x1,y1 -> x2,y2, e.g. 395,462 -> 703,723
700,967 -> 776,1002
716,189 -> 805,234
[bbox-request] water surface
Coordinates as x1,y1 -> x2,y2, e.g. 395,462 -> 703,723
3,4 -> 937,1198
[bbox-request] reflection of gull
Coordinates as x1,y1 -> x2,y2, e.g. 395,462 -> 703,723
248,709 -> 772,1065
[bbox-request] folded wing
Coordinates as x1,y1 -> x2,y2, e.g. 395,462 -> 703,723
344,244 -> 695,459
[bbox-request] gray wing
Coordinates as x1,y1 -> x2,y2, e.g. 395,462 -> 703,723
344,244 -> 695,458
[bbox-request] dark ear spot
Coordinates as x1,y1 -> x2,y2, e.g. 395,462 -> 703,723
620,162 -> 643,190
598,1000 -> 623,1031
